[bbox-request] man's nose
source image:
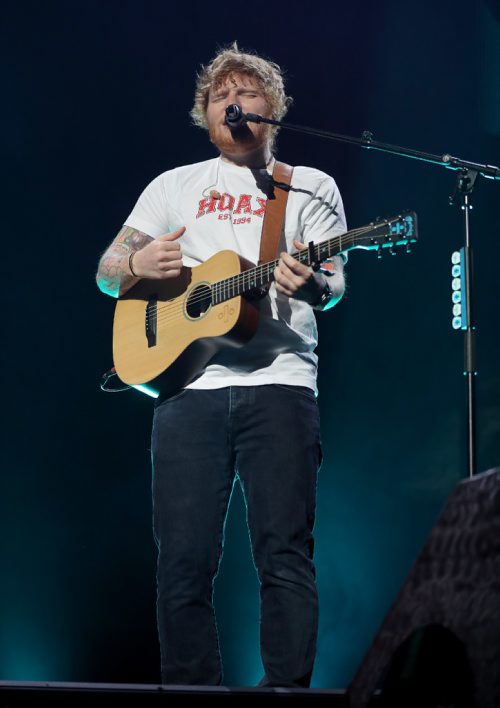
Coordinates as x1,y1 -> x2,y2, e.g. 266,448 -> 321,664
225,96 -> 240,109
224,88 -> 240,105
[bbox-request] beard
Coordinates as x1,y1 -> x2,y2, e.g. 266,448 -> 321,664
209,121 -> 272,156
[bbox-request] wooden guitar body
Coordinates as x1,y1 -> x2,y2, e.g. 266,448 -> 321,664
113,250 -> 259,398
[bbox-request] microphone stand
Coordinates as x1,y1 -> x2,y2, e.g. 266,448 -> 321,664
242,110 -> 500,479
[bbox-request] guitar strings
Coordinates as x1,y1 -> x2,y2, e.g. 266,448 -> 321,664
146,237 -> 342,328
146,223 -> 405,328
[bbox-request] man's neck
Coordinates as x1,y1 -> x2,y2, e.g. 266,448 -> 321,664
219,144 -> 273,170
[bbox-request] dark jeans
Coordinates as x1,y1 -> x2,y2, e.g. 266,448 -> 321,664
151,384 -> 322,687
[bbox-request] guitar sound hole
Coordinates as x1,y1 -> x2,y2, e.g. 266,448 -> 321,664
186,284 -> 212,319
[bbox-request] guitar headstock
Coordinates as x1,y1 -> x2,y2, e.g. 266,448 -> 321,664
344,211 -> 418,257
303,211 -> 418,269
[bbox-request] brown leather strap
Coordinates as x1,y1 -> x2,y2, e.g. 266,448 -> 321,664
258,161 -> 294,265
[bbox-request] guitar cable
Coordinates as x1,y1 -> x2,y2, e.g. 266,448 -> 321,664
100,366 -> 131,393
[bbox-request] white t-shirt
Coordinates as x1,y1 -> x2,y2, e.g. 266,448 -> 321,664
124,156 -> 347,393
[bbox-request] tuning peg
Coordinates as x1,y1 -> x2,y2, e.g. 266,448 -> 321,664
389,246 -> 396,255
377,245 -> 383,259
406,243 -> 412,254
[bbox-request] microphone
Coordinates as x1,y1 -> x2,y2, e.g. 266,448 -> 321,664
225,104 -> 247,128
225,104 -> 266,129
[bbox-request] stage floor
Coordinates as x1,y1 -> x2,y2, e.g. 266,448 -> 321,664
0,681 -> 351,705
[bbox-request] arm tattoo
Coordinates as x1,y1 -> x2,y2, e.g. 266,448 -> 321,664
116,225 -> 153,252
96,226 -> 153,298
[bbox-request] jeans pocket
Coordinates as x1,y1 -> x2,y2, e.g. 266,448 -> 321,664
273,383 -> 317,402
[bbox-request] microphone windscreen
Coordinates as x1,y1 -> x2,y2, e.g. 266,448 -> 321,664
225,104 -> 245,127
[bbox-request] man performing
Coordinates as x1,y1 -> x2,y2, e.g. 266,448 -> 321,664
96,43 -> 347,688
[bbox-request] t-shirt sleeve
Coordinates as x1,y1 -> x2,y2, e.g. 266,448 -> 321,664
123,174 -> 173,238
300,174 -> 348,265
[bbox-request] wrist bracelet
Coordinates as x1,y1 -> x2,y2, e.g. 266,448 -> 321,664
129,251 -> 139,277
312,281 -> 333,310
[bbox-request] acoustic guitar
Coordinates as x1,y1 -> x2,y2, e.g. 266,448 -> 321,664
112,211 -> 418,398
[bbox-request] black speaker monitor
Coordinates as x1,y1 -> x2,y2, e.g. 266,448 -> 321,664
348,467 -> 500,708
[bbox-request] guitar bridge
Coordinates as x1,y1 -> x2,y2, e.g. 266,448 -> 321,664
145,295 -> 157,348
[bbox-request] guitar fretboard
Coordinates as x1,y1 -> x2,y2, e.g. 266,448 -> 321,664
209,213 -> 416,305
211,233 -> 346,305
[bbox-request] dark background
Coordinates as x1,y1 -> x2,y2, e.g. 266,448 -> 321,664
1,0 -> 499,690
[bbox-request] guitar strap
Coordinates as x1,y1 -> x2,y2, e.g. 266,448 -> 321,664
258,160 -> 294,266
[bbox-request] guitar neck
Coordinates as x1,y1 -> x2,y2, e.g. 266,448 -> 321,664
211,212 -> 417,305
211,232 -> 344,306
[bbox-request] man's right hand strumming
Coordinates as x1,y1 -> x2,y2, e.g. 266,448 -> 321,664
96,225 -> 185,298
130,227 -> 185,280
